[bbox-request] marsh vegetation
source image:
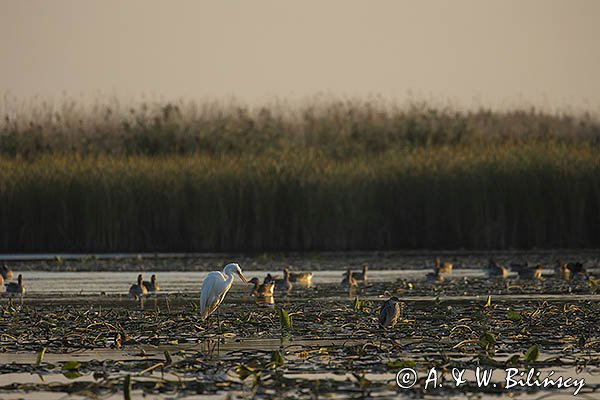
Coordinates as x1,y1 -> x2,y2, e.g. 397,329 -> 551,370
1,98 -> 599,252
1,253 -> 599,399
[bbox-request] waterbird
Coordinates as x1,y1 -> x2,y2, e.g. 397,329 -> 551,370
142,274 -> 161,293
511,262 -> 542,280
341,269 -> 358,287
264,269 -> 293,291
288,268 -> 313,285
1,264 -> 13,281
485,259 -> 509,278
559,263 -> 571,281
434,258 -> 453,274
273,268 -> 293,292
5,274 -> 25,295
567,262 -> 586,277
378,296 -> 402,328
129,274 -> 149,299
199,262 -> 248,320
249,277 -> 275,298
343,264 -> 368,284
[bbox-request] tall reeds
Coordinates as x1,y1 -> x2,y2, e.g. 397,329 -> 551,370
0,142 -> 598,251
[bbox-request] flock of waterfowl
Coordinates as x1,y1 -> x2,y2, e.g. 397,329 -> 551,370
1,257 -> 594,331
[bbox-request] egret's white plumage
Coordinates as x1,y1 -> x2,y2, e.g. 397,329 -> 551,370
199,263 -> 248,320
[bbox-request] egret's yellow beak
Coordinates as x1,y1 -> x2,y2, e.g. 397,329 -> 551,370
238,272 -> 248,284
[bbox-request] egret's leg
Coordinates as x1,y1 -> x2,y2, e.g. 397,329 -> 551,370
216,309 -> 222,354
217,309 -> 222,335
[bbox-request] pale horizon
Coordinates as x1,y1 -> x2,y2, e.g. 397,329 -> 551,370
2,0 -> 600,112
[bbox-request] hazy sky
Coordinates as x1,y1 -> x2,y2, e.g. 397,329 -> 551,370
1,0 -> 599,110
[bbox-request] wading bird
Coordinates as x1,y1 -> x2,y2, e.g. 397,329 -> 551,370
199,262 -> 248,320
379,296 -> 402,328
249,277 -> 275,298
129,274 -> 148,299
5,274 -> 25,295
143,274 -> 160,293
1,264 -> 13,281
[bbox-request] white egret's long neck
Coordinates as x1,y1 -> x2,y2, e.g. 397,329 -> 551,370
224,269 -> 236,289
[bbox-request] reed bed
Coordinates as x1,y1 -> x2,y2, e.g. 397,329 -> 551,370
2,96 -> 599,158
1,97 -> 599,251
1,143 -> 599,252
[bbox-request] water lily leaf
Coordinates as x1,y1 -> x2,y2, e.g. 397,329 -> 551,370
236,364 -> 257,380
62,371 -> 82,379
164,350 -> 172,365
279,308 -> 291,332
506,312 -> 522,322
479,331 -> 496,351
525,344 -> 539,364
478,354 -> 502,367
506,354 -> 521,365
353,297 -> 362,311
270,350 -> 284,367
61,361 -> 81,371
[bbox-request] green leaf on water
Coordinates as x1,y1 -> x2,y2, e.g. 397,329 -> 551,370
353,297 -> 362,311
270,350 -> 284,367
62,371 -> 82,380
61,361 -> 81,371
36,347 -> 46,367
164,350 -> 172,365
506,312 -> 522,322
236,364 -> 257,380
479,331 -> 496,351
524,344 -> 539,364
478,353 -> 503,367
279,308 -> 291,332
506,354 -> 521,365
124,374 -> 132,400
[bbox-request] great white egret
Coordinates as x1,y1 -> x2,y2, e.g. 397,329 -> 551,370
142,274 -> 161,292
129,274 -> 148,299
378,296 -> 401,329
199,262 -> 248,320
5,274 -> 25,295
